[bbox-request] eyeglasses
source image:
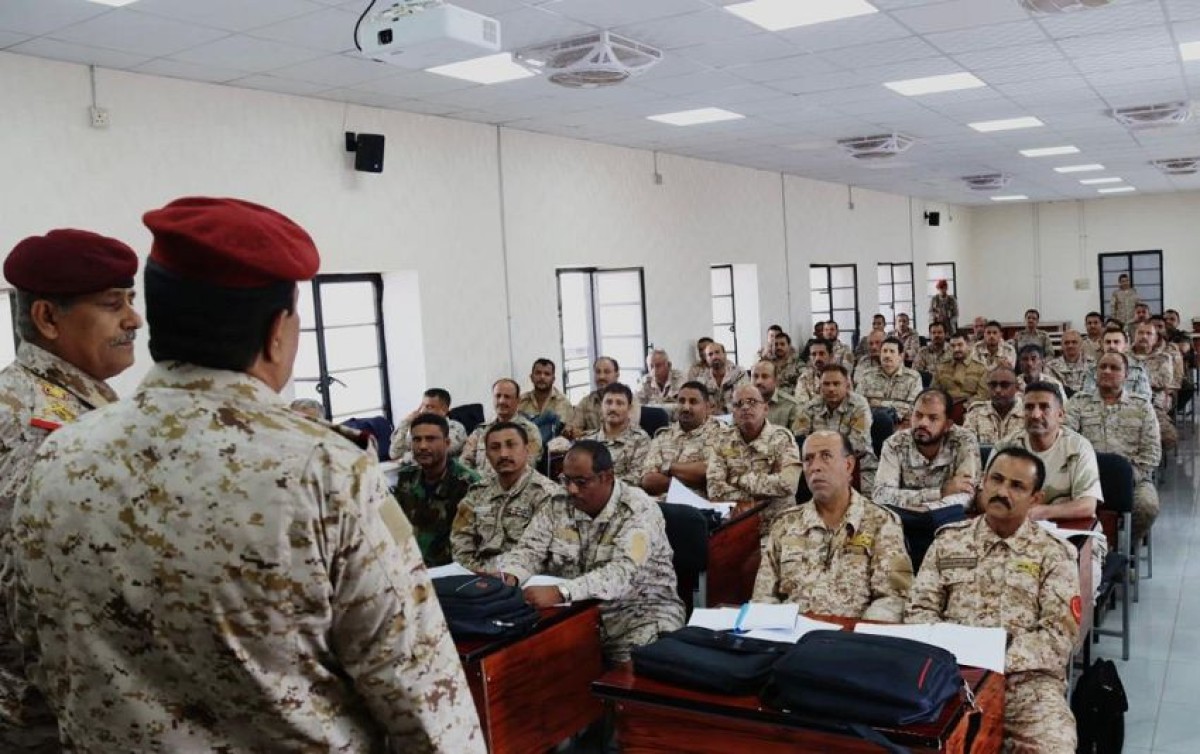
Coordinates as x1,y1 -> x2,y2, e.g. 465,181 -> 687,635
558,473 -> 599,489
986,381 -> 1015,388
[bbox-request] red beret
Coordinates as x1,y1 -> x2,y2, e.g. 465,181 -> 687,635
5,229 -> 138,296
143,197 -> 319,288
935,279 -> 948,289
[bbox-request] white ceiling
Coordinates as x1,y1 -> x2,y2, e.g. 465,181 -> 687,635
4,0 -> 1200,204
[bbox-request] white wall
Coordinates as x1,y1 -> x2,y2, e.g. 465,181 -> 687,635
966,194 -> 1200,325
1,51 -> 976,408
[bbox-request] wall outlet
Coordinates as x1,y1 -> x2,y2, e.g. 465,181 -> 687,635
1073,278 -> 1090,290
89,106 -> 109,129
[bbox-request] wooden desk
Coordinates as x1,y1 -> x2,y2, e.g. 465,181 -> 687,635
457,601 -> 605,753
703,502 -> 767,607
594,616 -> 1003,754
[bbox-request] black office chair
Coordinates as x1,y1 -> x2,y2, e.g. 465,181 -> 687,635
659,502 -> 710,614
919,370 -> 933,389
448,403 -> 485,436
871,409 -> 895,459
639,406 -> 670,438
1094,452 -> 1134,661
979,444 -> 993,470
341,416 -> 394,462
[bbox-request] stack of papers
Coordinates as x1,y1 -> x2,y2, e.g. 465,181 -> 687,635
665,478 -> 736,517
427,562 -> 474,579
854,622 -> 1007,673
687,605 -> 841,644
1036,520 -> 1105,543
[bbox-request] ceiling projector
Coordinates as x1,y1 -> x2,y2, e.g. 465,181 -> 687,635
357,1 -> 501,69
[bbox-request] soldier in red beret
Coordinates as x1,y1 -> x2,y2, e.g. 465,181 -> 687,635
6,197 -> 484,753
0,227 -> 142,752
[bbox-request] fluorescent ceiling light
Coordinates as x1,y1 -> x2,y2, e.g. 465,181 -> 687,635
990,195 -> 1028,202
647,107 -> 745,126
1098,186 -> 1136,194
1020,145 -> 1080,157
86,0 -> 139,5
425,53 -> 534,84
968,116 -> 1044,132
884,72 -> 986,97
1054,164 -> 1105,173
726,0 -> 878,31
1181,41 -> 1200,61
1080,177 -> 1122,185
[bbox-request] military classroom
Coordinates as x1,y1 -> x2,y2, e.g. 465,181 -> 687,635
2,0 -> 1199,752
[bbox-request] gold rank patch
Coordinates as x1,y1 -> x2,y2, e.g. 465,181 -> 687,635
846,533 -> 874,550
938,556 -> 977,569
44,401 -> 78,423
39,382 -> 69,401
1013,560 -> 1041,578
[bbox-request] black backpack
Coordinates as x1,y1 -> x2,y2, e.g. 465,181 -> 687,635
631,626 -> 789,695
432,575 -> 540,639
1072,658 -> 1128,754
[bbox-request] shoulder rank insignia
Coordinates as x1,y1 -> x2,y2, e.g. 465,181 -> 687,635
846,533 -> 874,550
1013,560 -> 1041,578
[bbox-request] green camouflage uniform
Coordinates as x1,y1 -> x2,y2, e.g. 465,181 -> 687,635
933,358 -> 990,404
388,415 -> 467,460
391,458 -> 480,566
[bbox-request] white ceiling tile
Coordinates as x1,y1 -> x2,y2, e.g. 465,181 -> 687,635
676,33 -> 802,69
131,0 -> 325,33
9,37 -> 151,69
614,9 -> 761,50
228,73 -> 332,96
775,12 -> 913,52
350,70 -> 478,98
891,0 -> 1029,35
0,0 -> 107,37
1056,26 -> 1174,58
1071,49 -> 1179,74
392,98 -> 470,117
244,7 -> 362,53
49,9 -> 230,58
925,20 -> 1049,54
725,53 -> 842,83
0,30 -> 30,49
268,53 -> 395,87
1035,0 -> 1166,40
133,58 -> 249,83
494,6 -> 597,49
816,36 -> 944,70
770,70 -> 868,95
447,1 -> 530,17
637,69 -> 748,96
548,0 -> 709,28
975,59 -> 1080,85
1166,0 -> 1200,22
950,42 -> 1064,71
314,86 -> 410,109
170,35 -> 325,71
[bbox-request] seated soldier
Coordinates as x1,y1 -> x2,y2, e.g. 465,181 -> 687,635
791,337 -> 831,404
856,337 -> 922,425
851,329 -> 884,383
1081,312 -> 1105,362
792,364 -> 877,491
1130,321 -> 1179,452
892,312 -> 920,366
685,336 -> 714,381
772,332 -> 803,394
641,382 -> 722,497
1046,330 -> 1093,396
389,387 -> 468,461
873,389 -> 981,569
914,321 -> 950,373
855,314 -> 887,360
970,320 -> 1017,371
451,422 -> 560,571
1016,344 -> 1066,403
823,321 -> 856,368
289,397 -> 324,419
518,358 -> 575,432
566,356 -> 639,439
906,448 -> 1080,753
963,366 -> 1024,445
933,334 -> 989,406
584,382 -> 650,486
1014,308 -> 1056,357
388,413 -> 480,566
701,341 -> 749,414
1079,326 -> 1152,400
968,315 -> 987,344
753,359 -> 801,429
461,379 -> 543,476
496,441 -> 685,663
1067,353 -> 1161,542
637,348 -> 684,408
753,431 -> 912,621
707,383 -> 802,529
758,324 -> 784,361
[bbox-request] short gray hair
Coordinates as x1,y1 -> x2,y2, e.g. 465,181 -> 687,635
13,289 -> 75,344
645,348 -> 670,366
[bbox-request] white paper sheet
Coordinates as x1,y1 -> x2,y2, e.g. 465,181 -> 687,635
743,615 -> 843,644
665,477 -> 736,517
1037,520 -> 1106,542
687,607 -> 741,631
685,603 -> 800,632
854,622 -> 1007,673
526,574 -> 569,588
427,562 -> 474,579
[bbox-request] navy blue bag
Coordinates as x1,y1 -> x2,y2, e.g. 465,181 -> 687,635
433,575 -> 539,638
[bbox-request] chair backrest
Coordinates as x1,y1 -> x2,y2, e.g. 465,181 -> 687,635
448,403 -> 486,436
870,410 -> 895,459
919,370 -> 933,389
1095,452 -> 1134,515
639,406 -> 670,438
340,416 -> 394,462
659,502 -> 709,572
979,444 -> 993,470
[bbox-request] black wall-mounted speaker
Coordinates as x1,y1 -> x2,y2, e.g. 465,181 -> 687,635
924,211 -> 941,227
345,132 -> 385,173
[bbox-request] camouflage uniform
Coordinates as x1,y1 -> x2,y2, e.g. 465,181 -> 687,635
496,481 -> 685,662
791,366 -> 821,406
1046,355 -> 1094,394
856,365 -> 923,422
460,415 -> 544,478
1066,390 -> 1161,540
584,424 -> 651,486
775,355 -> 804,395
640,419 -> 722,496
752,489 -> 913,622
1079,361 -> 1151,400
792,393 -> 877,491
933,359 -> 990,404
873,426 -> 981,511
451,468 -> 564,571
893,329 -> 920,365
389,458 -> 480,566
518,387 -> 575,428
5,361 -> 483,753
765,389 -> 801,431
569,391 -> 641,436
1130,349 -> 1180,450
1110,288 -> 1139,327
1014,329 -> 1055,358
963,401 -> 1024,446
969,341 -> 1018,371
914,342 -> 950,373
829,340 -> 856,369
851,357 -> 880,385
636,369 -> 685,406
1017,372 -> 1067,404
0,342 -> 120,752
1080,336 -> 1104,363
388,415 -> 467,460
928,293 -> 958,334
905,517 -> 1080,754
684,361 -> 707,381
701,367 -> 750,414
706,423 -> 802,528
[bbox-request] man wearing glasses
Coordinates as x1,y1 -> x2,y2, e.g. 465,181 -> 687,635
964,366 -> 1025,445
706,384 -> 802,530
495,441 -> 684,663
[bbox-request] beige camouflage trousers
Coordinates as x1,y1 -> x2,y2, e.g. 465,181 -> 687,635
1004,673 -> 1076,754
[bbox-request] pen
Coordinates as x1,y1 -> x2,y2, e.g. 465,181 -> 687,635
733,602 -> 749,633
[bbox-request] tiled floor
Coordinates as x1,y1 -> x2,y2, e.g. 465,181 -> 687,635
1092,416 -> 1197,754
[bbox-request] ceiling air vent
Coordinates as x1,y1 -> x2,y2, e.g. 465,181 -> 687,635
1151,157 -> 1200,175
962,173 -> 1013,191
1019,0 -> 1113,13
837,133 -> 915,161
1110,101 -> 1193,130
515,31 -> 662,88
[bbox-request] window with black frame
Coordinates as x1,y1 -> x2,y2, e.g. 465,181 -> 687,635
293,274 -> 392,424
810,264 -> 859,347
710,264 -> 739,365
877,262 -> 915,330
1098,251 -> 1163,318
556,268 -> 648,404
